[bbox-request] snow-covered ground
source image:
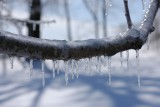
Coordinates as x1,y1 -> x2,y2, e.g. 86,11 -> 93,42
0,47 -> 160,107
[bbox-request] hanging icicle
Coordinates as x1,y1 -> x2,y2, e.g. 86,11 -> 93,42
120,52 -> 123,68
65,61 -> 69,85
29,59 -> 33,77
96,57 -> 101,74
75,61 -> 79,79
108,56 -> 112,85
146,38 -> 150,50
9,56 -> 14,69
41,60 -> 45,87
57,60 -> 60,74
71,60 -> 75,79
126,50 -> 129,71
52,60 -> 56,78
136,50 -> 141,87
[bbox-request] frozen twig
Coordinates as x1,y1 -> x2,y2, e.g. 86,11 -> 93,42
123,0 -> 132,29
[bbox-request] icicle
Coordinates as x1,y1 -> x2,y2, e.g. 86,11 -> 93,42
95,57 -> 101,74
84,59 -> 89,72
65,61 -> 69,85
56,60 -> 60,74
98,57 -> 101,73
9,56 -> 14,69
126,50 -> 129,71
146,38 -> 150,50
75,61 -> 79,79
108,57 -> 112,85
41,60 -> 45,87
120,52 -> 123,67
33,23 -> 36,31
71,60 -> 75,79
29,59 -> 33,77
52,60 -> 56,78
136,50 -> 141,87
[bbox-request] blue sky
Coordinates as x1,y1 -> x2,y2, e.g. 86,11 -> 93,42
4,0 -> 151,40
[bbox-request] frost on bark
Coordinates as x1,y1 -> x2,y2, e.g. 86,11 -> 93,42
0,0 -> 159,60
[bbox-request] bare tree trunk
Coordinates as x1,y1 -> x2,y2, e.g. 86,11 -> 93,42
64,0 -> 72,41
102,0 -> 107,37
27,0 -> 41,38
82,0 -> 99,39
94,16 -> 99,39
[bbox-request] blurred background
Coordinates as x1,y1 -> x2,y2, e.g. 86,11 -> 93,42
0,0 -> 160,107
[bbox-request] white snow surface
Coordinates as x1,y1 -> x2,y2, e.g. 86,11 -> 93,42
0,49 -> 160,107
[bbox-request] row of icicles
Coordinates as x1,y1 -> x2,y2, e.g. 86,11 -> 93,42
9,50 -> 141,87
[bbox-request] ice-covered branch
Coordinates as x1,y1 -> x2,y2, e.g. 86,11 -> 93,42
0,0 -> 159,60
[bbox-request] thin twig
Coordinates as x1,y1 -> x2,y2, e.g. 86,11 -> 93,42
0,16 -> 56,25
123,0 -> 133,29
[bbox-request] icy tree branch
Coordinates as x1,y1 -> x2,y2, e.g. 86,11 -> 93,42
0,0 -> 159,60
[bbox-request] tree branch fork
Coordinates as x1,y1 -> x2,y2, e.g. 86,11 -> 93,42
0,0 -> 159,60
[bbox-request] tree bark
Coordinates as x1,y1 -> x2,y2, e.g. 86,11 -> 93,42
64,0 -> 72,41
27,0 -> 41,38
102,0 -> 107,37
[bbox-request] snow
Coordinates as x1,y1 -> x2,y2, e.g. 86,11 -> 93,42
0,49 -> 160,107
